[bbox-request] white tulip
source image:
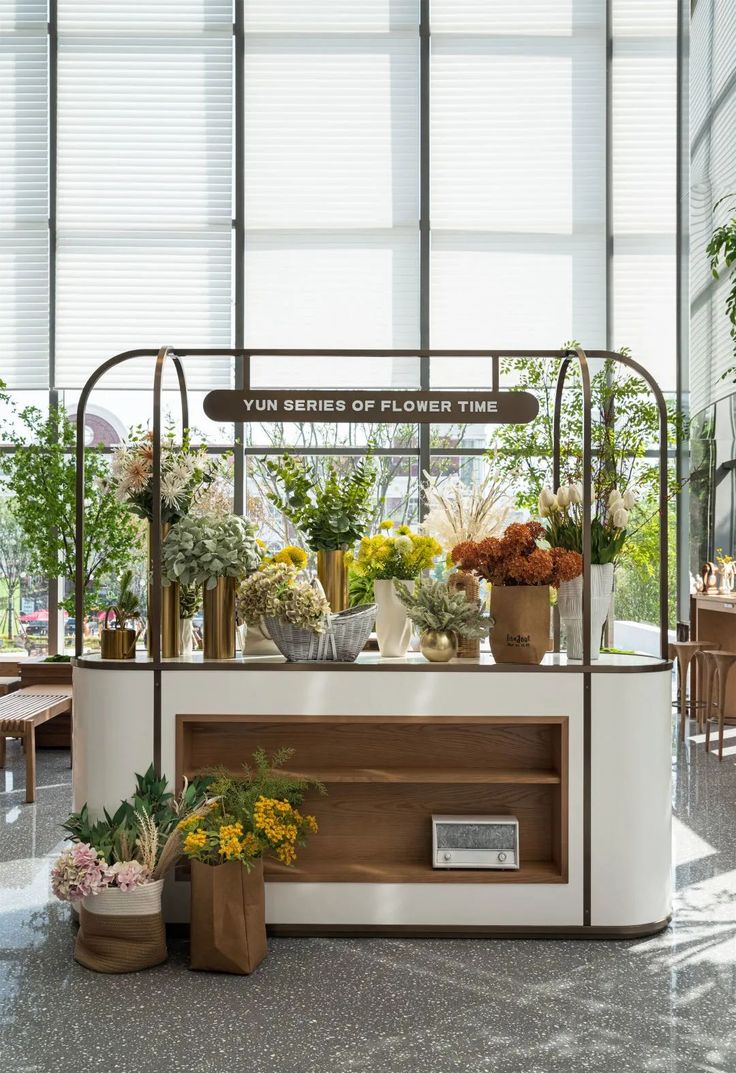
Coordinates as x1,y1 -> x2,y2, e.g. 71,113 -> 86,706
608,489 -> 622,509
538,487 -> 559,517
622,488 -> 637,510
612,506 -> 629,530
556,486 -> 570,509
568,482 -> 583,505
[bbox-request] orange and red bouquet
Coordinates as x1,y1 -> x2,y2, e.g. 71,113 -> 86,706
451,522 -> 582,588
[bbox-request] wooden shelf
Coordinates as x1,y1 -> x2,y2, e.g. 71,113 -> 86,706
279,767 -> 561,785
265,859 -> 564,884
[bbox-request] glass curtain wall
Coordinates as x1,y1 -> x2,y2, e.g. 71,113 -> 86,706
0,0 -> 679,652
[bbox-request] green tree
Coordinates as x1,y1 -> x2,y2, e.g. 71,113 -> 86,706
0,499 -> 34,638
495,351 -> 685,626
0,399 -> 142,614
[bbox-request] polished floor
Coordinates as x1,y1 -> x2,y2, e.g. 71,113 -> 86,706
1,726 -> 736,1073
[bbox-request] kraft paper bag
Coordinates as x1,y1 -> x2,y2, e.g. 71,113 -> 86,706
190,858 -> 267,975
490,585 -> 550,665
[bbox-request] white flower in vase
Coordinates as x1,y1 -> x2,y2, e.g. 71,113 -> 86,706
612,506 -> 629,530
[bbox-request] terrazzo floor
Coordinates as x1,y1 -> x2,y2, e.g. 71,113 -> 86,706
2,722 -> 736,1073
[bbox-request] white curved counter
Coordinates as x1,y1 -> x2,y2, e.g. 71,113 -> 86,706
72,652 -> 672,937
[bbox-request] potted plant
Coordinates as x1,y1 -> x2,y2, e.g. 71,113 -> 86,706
99,569 -> 141,660
452,522 -> 582,665
394,577 -> 490,662
540,483 -> 634,660
421,466 -> 512,658
161,513 -> 260,659
52,767 -> 210,973
237,546 -> 308,657
182,749 -> 322,974
345,522 -> 441,658
263,454 -> 376,612
110,428 -> 227,658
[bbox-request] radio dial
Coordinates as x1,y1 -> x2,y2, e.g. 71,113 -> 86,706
497,852 -> 507,863
443,852 -> 452,862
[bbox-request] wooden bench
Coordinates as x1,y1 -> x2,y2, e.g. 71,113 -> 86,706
0,677 -> 21,697
0,687 -> 73,802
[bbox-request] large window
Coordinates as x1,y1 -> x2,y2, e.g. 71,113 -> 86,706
0,0 -> 680,645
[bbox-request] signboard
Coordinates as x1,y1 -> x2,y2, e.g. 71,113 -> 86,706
203,389 -> 539,425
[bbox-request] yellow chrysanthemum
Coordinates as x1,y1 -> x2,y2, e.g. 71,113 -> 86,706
273,545 -> 308,570
183,830 -> 207,852
395,524 -> 412,536
379,519 -> 394,530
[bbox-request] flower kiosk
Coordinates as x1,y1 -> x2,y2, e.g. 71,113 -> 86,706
70,346 -> 672,952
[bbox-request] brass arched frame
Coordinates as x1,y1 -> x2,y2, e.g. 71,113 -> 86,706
74,345 -> 670,665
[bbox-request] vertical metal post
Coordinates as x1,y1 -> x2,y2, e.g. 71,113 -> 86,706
675,0 -> 690,624
48,0 -> 60,654
233,1 -> 246,516
418,0 -> 431,515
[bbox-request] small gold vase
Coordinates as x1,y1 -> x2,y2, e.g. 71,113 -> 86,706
203,576 -> 236,660
317,550 -> 348,613
100,627 -> 138,660
420,630 -> 457,663
147,522 -> 181,659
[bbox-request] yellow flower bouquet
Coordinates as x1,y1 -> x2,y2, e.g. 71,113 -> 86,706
345,522 -> 442,582
179,796 -> 317,869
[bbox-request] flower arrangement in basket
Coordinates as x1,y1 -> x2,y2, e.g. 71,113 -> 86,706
452,522 -> 582,665
345,522 -> 441,658
52,767 -> 211,973
237,564 -> 374,662
395,577 -> 491,663
182,749 -> 324,974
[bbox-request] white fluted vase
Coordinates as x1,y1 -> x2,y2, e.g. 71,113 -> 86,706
374,579 -> 414,659
557,564 -> 614,662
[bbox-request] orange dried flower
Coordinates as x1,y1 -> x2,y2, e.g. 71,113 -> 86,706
451,523 -> 582,588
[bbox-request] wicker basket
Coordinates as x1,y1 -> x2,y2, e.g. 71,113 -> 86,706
448,571 -> 481,660
264,604 -> 376,662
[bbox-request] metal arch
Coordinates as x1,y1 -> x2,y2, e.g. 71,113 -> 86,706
74,347 -> 189,658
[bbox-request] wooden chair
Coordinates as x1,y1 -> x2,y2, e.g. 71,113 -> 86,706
669,640 -> 719,740
0,687 -> 73,802
705,651 -> 736,760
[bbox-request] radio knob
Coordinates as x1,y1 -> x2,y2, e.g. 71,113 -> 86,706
443,852 -> 452,862
498,852 -> 507,862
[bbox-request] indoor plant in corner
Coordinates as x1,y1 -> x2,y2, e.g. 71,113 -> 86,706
181,749 -> 323,975
52,767 -> 210,973
452,522 -> 582,665
395,576 -> 490,663
263,453 -> 376,613
161,513 -> 260,659
345,522 -> 441,658
540,483 -> 635,660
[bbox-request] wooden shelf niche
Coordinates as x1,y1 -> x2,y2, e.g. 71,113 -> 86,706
176,715 -> 569,885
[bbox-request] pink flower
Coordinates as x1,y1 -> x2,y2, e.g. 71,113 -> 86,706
51,843 -> 112,902
109,860 -> 150,892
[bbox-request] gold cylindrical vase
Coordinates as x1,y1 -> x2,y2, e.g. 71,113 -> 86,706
448,571 -> 481,660
203,577 -> 236,660
317,550 -> 348,613
148,522 -> 181,659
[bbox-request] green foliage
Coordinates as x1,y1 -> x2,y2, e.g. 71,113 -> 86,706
161,513 -> 260,589
105,568 -> 140,628
179,583 -> 200,619
0,401 -> 141,614
706,195 -> 736,376
43,654 -> 72,663
205,748 -> 326,814
348,570 -> 375,607
63,765 -> 210,866
395,577 -> 491,639
0,498 -> 34,638
546,514 -> 627,566
263,453 -> 377,551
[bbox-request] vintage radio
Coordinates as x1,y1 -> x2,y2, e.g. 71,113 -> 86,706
432,815 -> 520,870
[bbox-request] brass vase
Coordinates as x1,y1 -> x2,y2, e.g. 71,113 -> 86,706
100,627 -> 138,660
420,630 -> 458,663
147,521 -> 181,659
203,576 -> 237,660
317,550 -> 348,613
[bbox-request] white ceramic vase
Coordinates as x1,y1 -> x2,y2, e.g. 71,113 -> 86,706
180,618 -> 194,657
374,579 -> 413,658
557,563 -> 614,662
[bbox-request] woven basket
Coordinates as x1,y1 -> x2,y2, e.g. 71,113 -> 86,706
264,604 -> 376,662
448,571 -> 481,660
74,879 -> 166,973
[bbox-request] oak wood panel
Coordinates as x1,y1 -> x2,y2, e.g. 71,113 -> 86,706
176,714 -> 568,885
